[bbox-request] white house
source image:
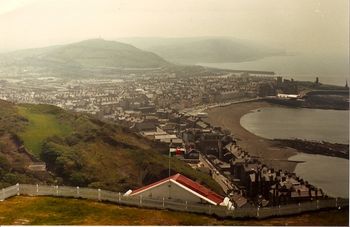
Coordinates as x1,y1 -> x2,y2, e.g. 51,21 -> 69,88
125,173 -> 231,207
277,93 -> 299,99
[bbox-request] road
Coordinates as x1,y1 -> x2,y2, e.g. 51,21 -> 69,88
199,154 -> 237,194
180,98 -> 262,116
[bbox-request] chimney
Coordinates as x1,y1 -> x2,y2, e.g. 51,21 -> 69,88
218,139 -> 223,160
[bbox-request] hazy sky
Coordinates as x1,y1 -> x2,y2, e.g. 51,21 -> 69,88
0,0 -> 348,54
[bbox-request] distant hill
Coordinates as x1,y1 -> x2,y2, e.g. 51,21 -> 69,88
0,100 -> 222,194
0,39 -> 170,77
117,37 -> 285,64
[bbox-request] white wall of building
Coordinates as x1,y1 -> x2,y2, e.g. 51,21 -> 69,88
133,181 -> 206,204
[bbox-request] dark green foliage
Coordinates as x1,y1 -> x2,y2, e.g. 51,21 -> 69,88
69,172 -> 88,186
41,144 -> 60,165
65,134 -> 80,146
0,142 -> 5,152
0,154 -> 10,170
41,141 -> 82,179
2,173 -> 18,184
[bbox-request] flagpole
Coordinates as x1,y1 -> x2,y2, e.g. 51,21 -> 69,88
168,139 -> 172,199
169,139 -> 172,177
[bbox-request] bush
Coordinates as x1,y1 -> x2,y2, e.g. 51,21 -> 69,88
0,155 -> 10,170
2,173 -> 18,184
88,181 -> 105,189
69,172 -> 88,186
65,134 -> 80,146
41,143 -> 61,165
0,142 -> 5,152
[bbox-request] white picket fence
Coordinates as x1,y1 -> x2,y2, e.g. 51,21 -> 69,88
0,184 -> 20,201
1,184 -> 348,219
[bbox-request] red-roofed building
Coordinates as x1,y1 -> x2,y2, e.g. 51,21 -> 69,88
126,173 -> 225,206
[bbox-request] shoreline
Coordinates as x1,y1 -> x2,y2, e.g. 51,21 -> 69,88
205,100 -> 299,172
274,139 -> 349,160
204,100 -> 349,172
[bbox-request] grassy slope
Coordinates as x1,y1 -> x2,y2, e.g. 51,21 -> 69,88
0,39 -> 170,76
17,106 -> 72,157
0,101 -> 56,187
0,101 -> 223,194
0,100 -> 25,133
0,196 -> 348,226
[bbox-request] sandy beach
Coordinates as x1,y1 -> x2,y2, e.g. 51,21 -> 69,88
205,100 -> 298,172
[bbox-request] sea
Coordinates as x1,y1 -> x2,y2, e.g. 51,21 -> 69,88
240,107 -> 349,198
240,107 -> 349,144
289,153 -> 349,198
198,54 -> 349,86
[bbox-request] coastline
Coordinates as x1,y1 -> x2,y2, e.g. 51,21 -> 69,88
274,139 -> 349,160
204,100 -> 298,172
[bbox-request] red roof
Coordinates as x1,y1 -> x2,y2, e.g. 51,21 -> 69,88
130,173 -> 224,205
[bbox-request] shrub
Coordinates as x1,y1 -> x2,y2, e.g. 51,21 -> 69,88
2,173 -> 18,184
0,155 -> 10,170
65,134 -> 80,146
69,172 -> 88,186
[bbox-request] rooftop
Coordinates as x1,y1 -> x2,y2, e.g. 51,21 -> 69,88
130,173 -> 224,205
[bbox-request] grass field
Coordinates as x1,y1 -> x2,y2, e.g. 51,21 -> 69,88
0,196 -> 348,225
17,106 -> 72,157
9,103 -> 222,193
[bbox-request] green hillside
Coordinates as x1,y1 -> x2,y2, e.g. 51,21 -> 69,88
0,39 -> 170,77
17,106 -> 72,157
47,39 -> 170,68
0,100 -> 222,194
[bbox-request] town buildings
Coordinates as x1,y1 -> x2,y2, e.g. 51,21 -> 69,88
0,72 -> 325,208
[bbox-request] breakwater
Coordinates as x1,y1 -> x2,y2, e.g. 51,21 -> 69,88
274,139 -> 349,159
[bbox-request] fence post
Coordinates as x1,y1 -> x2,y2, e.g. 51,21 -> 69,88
139,195 -> 142,206
98,189 -> 101,201
118,192 -> 121,202
335,198 -> 338,207
278,205 -> 281,215
185,201 -> 188,210
162,197 -> 165,208
257,206 -> 260,218
16,183 -> 20,196
76,186 -> 80,197
298,202 -> 301,212
316,200 -> 319,209
36,184 -> 39,195
56,185 -> 59,196
231,206 -> 235,218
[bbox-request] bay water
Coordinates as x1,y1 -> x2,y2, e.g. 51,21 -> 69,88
199,54 -> 349,86
240,107 -> 349,198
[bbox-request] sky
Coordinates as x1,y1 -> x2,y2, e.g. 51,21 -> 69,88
0,0 -> 349,55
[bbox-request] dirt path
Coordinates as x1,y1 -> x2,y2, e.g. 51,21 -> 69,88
205,100 -> 298,172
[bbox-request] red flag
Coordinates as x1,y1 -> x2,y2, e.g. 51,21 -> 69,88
176,147 -> 183,155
